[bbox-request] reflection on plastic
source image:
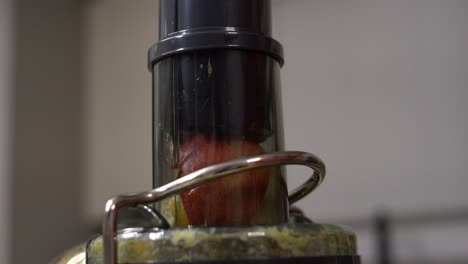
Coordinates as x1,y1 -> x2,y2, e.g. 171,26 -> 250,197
66,252 -> 85,264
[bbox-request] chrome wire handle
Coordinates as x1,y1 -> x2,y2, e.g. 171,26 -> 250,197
103,151 -> 326,264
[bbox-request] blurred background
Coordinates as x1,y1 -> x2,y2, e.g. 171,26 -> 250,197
1,0 -> 467,263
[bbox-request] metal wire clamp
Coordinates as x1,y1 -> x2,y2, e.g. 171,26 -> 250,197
103,151 -> 326,264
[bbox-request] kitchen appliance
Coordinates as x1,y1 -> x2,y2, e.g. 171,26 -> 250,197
51,1 -> 360,263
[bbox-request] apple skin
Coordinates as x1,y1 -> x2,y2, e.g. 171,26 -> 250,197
178,134 -> 269,226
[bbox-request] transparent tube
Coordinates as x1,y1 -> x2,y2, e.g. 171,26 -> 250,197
153,50 -> 287,227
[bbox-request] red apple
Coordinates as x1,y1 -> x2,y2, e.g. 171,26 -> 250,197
178,134 -> 269,226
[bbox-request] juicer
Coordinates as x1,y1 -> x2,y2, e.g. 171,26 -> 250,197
52,1 -> 360,263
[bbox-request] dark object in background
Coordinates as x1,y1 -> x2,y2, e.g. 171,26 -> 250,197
375,212 -> 393,264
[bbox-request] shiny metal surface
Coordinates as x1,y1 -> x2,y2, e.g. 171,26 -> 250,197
103,151 -> 326,264
116,204 -> 170,230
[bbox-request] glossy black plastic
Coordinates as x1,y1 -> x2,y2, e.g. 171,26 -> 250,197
159,0 -> 272,38
149,0 -> 284,67
152,50 -> 287,227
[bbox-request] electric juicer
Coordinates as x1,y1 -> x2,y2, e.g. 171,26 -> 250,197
51,1 -> 360,263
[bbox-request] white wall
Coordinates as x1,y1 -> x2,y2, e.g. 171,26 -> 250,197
273,0 -> 468,262
82,0 -> 157,221
12,0 -> 91,262
0,0 -> 13,262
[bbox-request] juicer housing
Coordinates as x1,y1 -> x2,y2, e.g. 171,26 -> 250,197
50,1 -> 361,263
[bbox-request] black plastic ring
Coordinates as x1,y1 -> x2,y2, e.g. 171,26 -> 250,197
147,27 -> 284,69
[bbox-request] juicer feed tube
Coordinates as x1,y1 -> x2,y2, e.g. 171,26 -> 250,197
150,0 -> 289,227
